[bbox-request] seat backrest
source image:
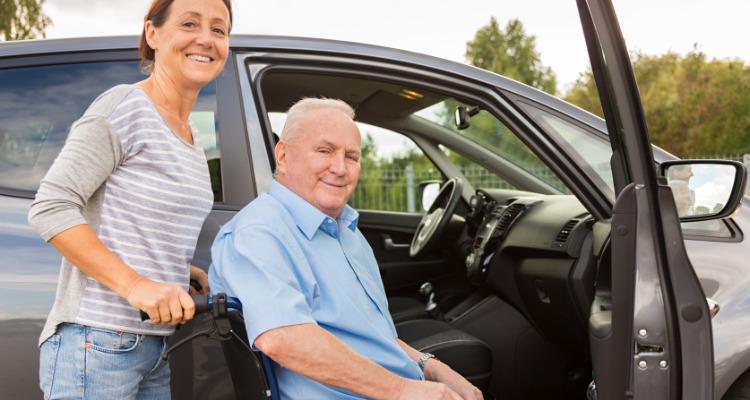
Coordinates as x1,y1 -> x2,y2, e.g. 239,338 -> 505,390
221,310 -> 279,400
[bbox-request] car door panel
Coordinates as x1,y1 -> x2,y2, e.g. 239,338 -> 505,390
357,210 -> 462,294
581,0 -> 715,398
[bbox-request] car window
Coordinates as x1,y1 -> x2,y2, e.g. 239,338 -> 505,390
354,126 -> 442,212
191,81 -> 222,202
415,100 -> 567,192
268,112 -> 440,212
0,61 -> 223,202
518,102 -> 615,201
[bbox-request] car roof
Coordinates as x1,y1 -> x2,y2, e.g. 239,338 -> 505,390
1,35 -> 596,119
0,34 -> 672,163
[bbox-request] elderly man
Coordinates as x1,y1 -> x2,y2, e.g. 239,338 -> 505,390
208,98 -> 482,399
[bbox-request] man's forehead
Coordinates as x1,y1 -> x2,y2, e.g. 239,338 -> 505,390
299,117 -> 361,146
305,135 -> 361,150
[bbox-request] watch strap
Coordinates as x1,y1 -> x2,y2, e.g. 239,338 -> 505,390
417,352 -> 438,371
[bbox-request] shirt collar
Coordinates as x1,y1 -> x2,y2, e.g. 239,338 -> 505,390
269,181 -> 359,240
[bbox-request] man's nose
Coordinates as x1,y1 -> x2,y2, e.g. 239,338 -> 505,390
328,154 -> 347,175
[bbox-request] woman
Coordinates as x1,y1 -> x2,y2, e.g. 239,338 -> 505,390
28,0 -> 233,398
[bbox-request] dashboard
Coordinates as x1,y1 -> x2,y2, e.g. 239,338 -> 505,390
465,188 -> 599,354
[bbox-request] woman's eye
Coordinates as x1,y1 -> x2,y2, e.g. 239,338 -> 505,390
213,28 -> 226,35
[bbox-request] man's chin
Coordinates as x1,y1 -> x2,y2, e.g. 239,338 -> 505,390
316,200 -> 348,217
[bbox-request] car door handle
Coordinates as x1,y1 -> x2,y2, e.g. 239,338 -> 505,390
383,235 -> 409,251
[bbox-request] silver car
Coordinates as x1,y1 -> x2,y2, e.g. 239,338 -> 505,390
1,0 -> 747,398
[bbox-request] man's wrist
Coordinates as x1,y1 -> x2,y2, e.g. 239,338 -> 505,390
417,352 -> 438,371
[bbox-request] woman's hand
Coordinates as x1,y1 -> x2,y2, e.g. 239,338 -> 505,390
125,276 -> 194,325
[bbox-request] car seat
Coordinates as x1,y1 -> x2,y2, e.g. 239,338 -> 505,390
388,295 -> 430,323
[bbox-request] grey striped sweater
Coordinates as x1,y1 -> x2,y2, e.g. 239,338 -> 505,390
29,84 -> 213,344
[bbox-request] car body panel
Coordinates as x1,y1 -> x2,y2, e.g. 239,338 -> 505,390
1,24 -> 748,399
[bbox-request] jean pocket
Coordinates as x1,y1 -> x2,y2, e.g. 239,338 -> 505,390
85,327 -> 140,354
39,334 -> 61,400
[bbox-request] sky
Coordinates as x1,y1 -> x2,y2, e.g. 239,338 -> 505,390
40,0 -> 750,94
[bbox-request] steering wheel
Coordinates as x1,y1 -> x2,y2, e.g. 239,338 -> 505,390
410,178 -> 463,257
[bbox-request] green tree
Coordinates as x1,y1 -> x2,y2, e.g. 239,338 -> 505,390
564,47 -> 750,158
0,0 -> 52,41
466,17 -> 557,95
695,205 -> 709,215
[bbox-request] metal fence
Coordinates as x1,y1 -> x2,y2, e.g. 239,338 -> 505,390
349,154 -> 750,212
350,165 -> 516,212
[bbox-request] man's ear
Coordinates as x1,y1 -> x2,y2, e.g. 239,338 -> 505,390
275,140 -> 287,175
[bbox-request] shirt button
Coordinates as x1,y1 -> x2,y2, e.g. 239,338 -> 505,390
328,219 -> 334,224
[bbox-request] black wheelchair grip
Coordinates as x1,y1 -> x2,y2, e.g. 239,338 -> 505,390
140,294 -> 210,321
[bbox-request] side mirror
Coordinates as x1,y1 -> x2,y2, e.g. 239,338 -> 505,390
418,180 -> 442,211
659,160 -> 747,221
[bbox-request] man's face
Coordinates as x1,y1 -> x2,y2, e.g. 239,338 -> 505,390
275,108 -> 361,218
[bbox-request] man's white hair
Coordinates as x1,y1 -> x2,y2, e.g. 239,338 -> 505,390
280,97 -> 356,145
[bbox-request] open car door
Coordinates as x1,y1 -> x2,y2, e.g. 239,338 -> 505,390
579,0 -> 715,398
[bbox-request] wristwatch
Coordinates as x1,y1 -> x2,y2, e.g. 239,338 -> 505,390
417,352 -> 438,371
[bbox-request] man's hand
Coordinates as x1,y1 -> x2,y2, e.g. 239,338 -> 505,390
189,265 -> 210,294
395,379 -> 463,400
125,276 -> 195,325
423,358 -> 483,400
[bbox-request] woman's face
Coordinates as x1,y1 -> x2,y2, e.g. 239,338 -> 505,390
145,0 -> 230,91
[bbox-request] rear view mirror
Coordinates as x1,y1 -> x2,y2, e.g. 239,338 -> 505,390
659,160 -> 747,221
454,106 -> 479,130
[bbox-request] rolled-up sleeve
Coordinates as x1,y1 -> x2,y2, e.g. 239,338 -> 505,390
28,116 -> 122,241
209,221 -> 317,348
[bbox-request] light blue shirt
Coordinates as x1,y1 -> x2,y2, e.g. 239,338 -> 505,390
209,181 -> 423,399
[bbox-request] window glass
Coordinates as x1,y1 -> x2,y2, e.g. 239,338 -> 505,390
519,102 -> 615,200
269,112 -> 440,212
415,100 -> 567,192
191,81 -> 222,202
438,145 -> 515,190
0,61 -> 222,201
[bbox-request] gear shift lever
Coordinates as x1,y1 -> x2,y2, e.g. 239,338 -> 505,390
419,282 -> 444,320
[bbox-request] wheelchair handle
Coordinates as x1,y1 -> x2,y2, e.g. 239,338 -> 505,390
140,293 -> 242,321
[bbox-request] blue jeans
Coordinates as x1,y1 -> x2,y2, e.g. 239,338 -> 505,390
39,323 -> 171,399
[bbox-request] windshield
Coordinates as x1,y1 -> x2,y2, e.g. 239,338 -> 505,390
414,98 -> 617,200
518,102 -> 616,201
415,100 -> 567,193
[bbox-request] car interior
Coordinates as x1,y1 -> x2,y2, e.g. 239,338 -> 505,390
251,69 -> 604,399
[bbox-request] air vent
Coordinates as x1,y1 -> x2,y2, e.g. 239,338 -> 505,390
495,203 -> 526,237
555,219 -> 579,243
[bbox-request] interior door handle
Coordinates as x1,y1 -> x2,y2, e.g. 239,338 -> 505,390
383,235 -> 409,251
